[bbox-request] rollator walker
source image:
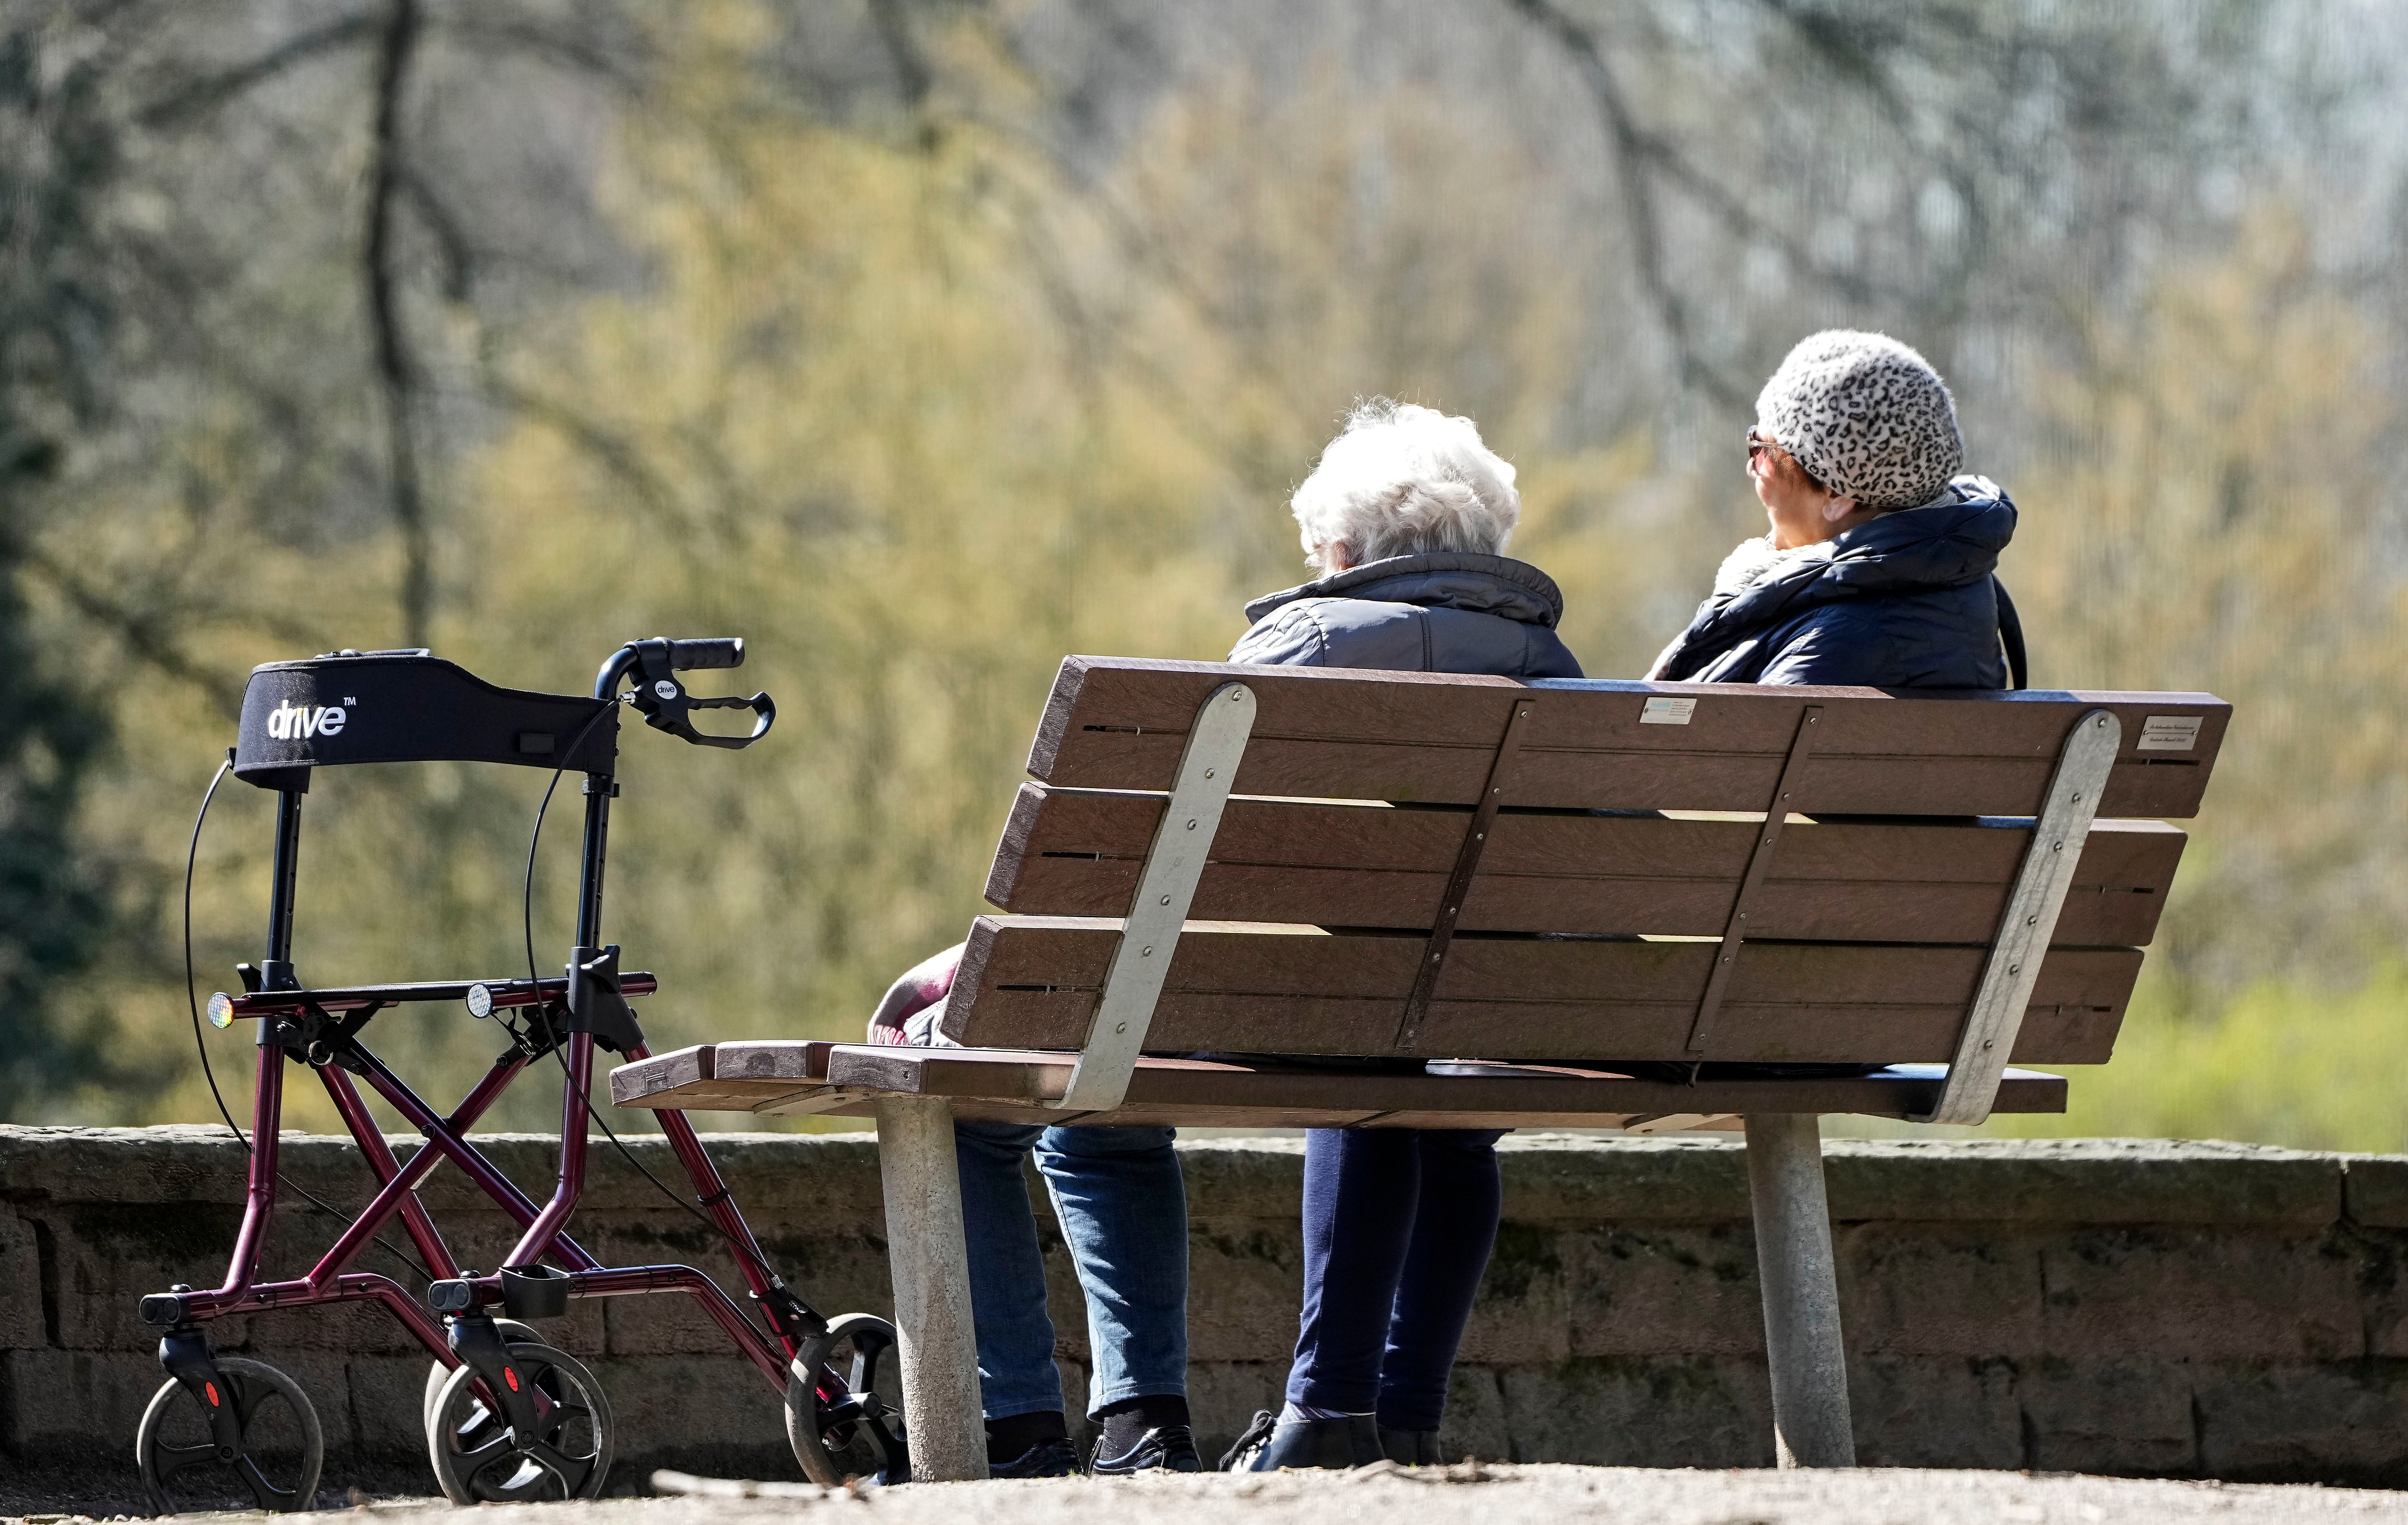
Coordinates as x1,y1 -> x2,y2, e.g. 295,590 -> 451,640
134,638 -> 906,1511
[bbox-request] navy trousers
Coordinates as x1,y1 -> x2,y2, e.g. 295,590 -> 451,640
1283,1126 -> 1506,1432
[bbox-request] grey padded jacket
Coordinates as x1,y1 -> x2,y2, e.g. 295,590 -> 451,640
1229,552 -> 1585,678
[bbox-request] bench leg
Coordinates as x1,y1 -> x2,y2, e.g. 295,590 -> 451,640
1744,1112 -> 1855,1468
875,1095 -> 987,1482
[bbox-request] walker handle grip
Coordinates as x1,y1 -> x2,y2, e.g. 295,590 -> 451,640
667,638 -> 744,672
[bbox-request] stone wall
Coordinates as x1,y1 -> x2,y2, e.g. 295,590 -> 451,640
6,1125 -> 2408,1502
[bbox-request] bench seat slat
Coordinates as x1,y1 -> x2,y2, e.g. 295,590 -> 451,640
814,1047 -> 2069,1123
608,1043 -> 2067,1124
943,916 -> 2137,1064
1031,658 -> 2226,818
989,785 -> 2183,946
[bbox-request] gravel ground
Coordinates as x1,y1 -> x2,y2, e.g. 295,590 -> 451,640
10,1464 -> 2408,1525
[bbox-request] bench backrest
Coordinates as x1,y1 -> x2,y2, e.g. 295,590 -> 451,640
941,658 -> 2228,1120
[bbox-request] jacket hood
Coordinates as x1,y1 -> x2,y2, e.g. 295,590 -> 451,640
1242,551 -> 1565,629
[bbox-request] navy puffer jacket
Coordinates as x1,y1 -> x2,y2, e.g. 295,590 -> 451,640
1230,552 -> 1584,678
1651,482 -> 2014,688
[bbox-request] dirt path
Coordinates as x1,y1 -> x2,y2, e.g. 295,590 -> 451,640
14,1464 -> 2406,1525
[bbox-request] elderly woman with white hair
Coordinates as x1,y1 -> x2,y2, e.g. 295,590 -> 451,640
1223,399 -> 1580,1473
867,400 -> 1578,1479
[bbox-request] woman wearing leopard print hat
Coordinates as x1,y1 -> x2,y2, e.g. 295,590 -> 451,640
1647,329 -> 2020,688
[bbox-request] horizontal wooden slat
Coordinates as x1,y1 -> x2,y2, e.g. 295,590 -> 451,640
811,1047 -> 2069,1124
940,916 -> 2138,1065
606,1041 -> 837,1111
607,1043 -> 2067,1123
987,785 -> 2184,946
1030,658 -> 2227,818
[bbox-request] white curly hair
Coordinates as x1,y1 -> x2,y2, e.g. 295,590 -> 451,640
1289,398 -> 1521,574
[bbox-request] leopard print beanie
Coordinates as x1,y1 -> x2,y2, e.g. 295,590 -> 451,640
1755,330 -> 1964,510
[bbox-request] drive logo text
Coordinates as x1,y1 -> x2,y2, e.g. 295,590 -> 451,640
265,698 -> 348,740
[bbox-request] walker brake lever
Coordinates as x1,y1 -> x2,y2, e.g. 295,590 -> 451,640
622,637 -> 777,749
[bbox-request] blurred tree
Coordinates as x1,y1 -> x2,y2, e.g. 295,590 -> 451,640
2,0 -> 2404,1149
0,10 -> 146,1113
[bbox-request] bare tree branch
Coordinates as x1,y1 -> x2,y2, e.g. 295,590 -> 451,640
1499,0 -> 1742,408
364,0 -> 431,649
137,14 -> 378,127
7,538 -> 243,719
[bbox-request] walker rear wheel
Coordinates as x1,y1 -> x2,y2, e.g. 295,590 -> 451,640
785,1313 -> 907,1486
135,1355 -> 325,1515
425,1340 -> 612,1504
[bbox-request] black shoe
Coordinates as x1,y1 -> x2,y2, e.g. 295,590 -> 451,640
991,1435 -> 1082,1478
1092,1424 -> 1202,1474
1220,1410 -> 1382,1471
1378,1428 -> 1443,1466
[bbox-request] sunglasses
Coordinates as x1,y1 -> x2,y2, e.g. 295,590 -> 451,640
1745,427 -> 1778,462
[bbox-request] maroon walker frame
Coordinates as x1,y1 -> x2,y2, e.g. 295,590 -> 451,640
137,639 -> 896,1508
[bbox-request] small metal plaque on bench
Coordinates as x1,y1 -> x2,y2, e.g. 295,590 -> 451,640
2137,714 -> 2201,752
1640,696 -> 1696,725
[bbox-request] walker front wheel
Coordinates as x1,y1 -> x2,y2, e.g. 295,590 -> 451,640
425,1340 -> 613,1504
785,1313 -> 908,1486
419,1318 -> 540,1439
135,1355 -> 325,1515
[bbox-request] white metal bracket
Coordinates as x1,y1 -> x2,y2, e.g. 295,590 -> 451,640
1914,709 -> 2122,1126
1050,682 -> 1256,1113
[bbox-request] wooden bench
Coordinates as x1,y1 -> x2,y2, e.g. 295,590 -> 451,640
613,657 -> 2227,1480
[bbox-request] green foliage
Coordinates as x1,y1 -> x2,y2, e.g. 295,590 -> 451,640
2018,966 -> 2408,1153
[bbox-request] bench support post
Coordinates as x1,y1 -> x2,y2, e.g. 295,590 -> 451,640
874,1094 -> 986,1482
1051,681 -> 1256,1113
1914,709 -> 2122,1125
1745,1112 -> 1854,1469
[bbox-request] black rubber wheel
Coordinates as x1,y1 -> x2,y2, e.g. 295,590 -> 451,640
785,1313 -> 909,1486
425,1340 -> 612,1504
135,1355 -> 325,1515
419,1318 -> 540,1439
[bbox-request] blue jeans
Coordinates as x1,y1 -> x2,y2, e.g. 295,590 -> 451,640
954,1120 -> 1189,1420
1285,1127 -> 1506,1432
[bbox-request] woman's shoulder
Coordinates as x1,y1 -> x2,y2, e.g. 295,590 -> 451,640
1760,578 -> 2003,687
1228,600 -> 1334,666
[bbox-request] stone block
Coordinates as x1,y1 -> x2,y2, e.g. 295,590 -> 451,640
1179,1138 -> 1306,1222
1497,1135 -> 1750,1224
1436,1364 -> 1511,1462
2016,1355 -> 2199,1474
1498,1356 -> 1773,1467
1184,1222 -> 1304,1362
340,1352 -> 440,1463
1054,1356 -> 1093,1430
1,1347 -> 166,1466
2040,1227 -> 2359,1361
1456,1221 -> 1571,1365
1840,1223 -> 2044,1356
1823,1138 -> 2344,1227
596,1352 -> 806,1481
2350,1226 -> 2408,1358
2342,1155 -> 2408,1229
40,1198 -> 247,1350
0,1125 -> 252,1205
2192,1359 -> 2408,1487
1185,1360 -> 1286,1463
0,1212 -> 44,1349
749,1225 -> 895,1323
1561,1224 -> 1763,1357
585,1215 -> 755,1357
1847,1354 -> 2021,1468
